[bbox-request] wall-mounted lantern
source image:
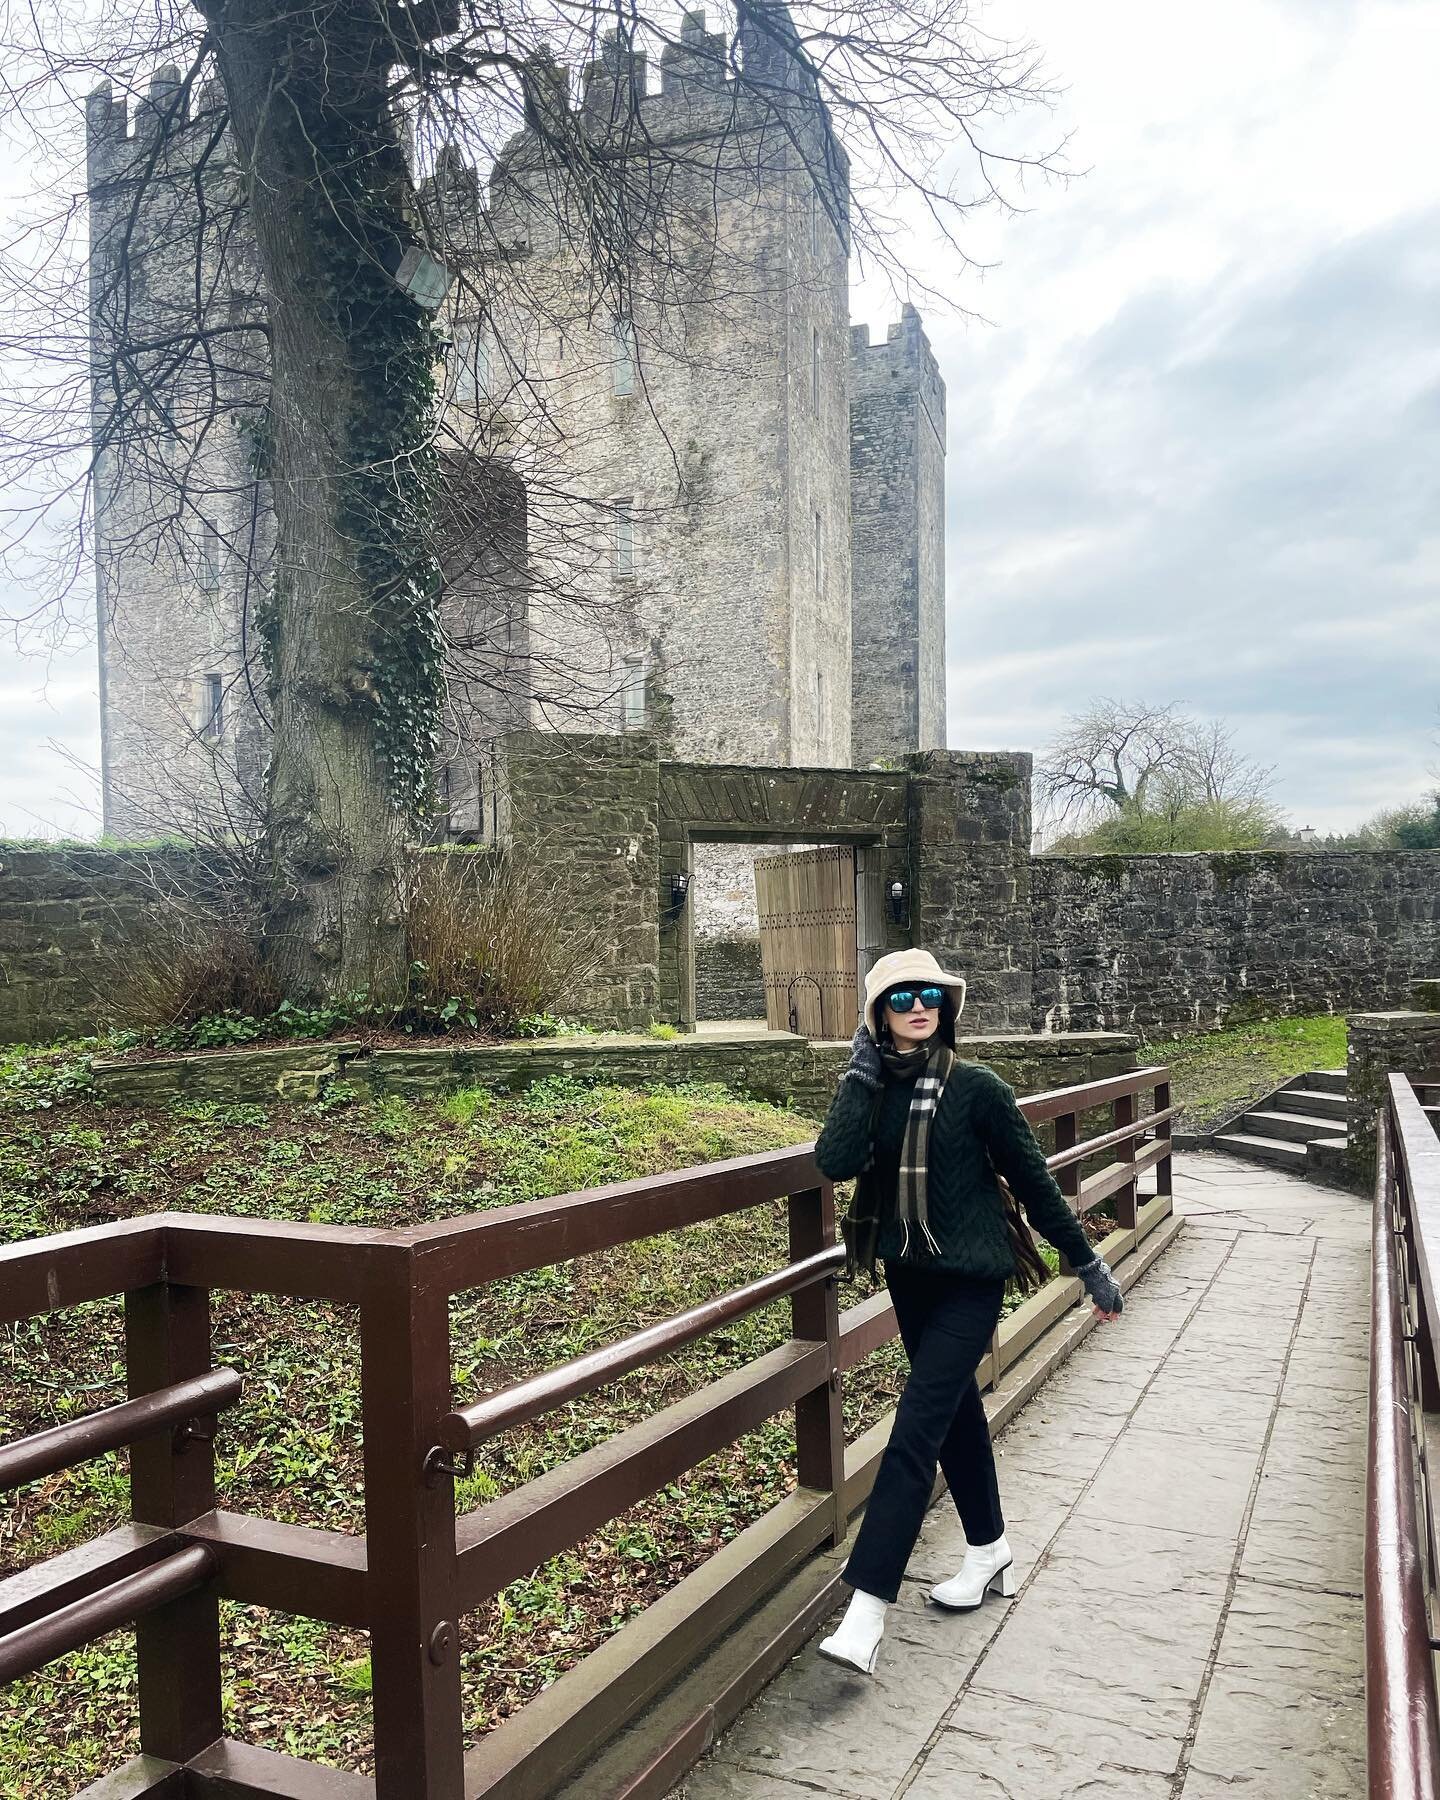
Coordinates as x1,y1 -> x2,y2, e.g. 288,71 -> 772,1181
384,242 -> 453,311
887,877 -> 908,928
667,871 -> 691,916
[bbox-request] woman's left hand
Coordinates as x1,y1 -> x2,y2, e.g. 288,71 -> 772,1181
1076,1255 -> 1124,1317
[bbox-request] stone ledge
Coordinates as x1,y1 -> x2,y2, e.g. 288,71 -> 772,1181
88,1030 -> 1139,1113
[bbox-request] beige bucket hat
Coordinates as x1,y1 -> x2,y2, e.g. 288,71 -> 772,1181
862,948 -> 968,1038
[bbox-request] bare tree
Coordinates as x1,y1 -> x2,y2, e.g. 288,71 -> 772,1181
1036,698 -> 1276,844
0,0 -> 1068,1000
1035,700 -> 1189,830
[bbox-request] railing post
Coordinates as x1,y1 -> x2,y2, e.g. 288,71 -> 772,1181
361,1248 -> 464,1800
1154,1078 -> 1173,1211
1114,1092 -> 1138,1235
1054,1112 -> 1080,1276
124,1281 -> 222,1763
788,1183 -> 845,1548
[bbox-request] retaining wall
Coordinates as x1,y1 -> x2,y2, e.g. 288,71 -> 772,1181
88,1029 -> 1139,1119
1033,850 -> 1440,1035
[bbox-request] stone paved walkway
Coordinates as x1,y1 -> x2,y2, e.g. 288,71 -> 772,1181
675,1153 -> 1371,1800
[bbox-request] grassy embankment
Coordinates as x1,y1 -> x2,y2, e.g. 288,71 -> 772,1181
0,1045 -> 1062,1796
1150,1013 -> 1348,1134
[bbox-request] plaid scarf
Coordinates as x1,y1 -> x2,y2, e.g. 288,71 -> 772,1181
839,1035 -> 1051,1290
877,1034 -> 955,1258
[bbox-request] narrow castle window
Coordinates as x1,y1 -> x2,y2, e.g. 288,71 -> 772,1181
199,673 -> 223,740
620,655 -> 646,730
454,321 -> 489,404
811,328 -> 821,415
815,668 -> 829,748
201,520 -> 221,595
611,318 -> 636,397
613,498 -> 635,577
810,188 -> 821,257
813,509 -> 823,596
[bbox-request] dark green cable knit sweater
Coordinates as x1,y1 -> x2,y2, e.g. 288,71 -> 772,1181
814,1060 -> 1094,1278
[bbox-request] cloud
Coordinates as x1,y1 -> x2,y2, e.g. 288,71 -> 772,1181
918,0 -> 1440,830
0,644 -> 102,838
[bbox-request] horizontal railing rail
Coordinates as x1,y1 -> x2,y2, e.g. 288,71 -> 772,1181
0,1367 -> 241,1494
0,1543 -> 217,1685
435,1245 -> 845,1469
1367,1075 -> 1440,1800
0,1060 -> 1175,1800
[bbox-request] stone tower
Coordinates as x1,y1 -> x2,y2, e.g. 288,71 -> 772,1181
86,16 -> 947,840
87,70 -> 272,842
849,306 -> 947,766
438,9 -> 856,771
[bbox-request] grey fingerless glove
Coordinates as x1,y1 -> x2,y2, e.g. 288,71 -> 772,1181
842,1023 -> 883,1091
1076,1255 -> 1124,1314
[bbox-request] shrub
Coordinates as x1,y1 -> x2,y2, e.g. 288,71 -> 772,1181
406,849 -> 606,1035
1047,796 -> 1282,855
92,901 -> 282,1036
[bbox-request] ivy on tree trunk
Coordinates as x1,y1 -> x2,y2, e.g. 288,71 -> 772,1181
204,0 -> 446,1001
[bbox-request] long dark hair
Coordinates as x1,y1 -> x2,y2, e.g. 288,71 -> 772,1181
875,989 -> 959,1051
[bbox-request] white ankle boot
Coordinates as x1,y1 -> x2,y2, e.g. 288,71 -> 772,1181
928,1534 -> 1016,1611
818,1587 -> 887,1674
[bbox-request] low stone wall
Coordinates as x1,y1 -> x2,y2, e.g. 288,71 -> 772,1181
1346,990 -> 1440,1187
694,935 -> 765,1021
0,846 -> 220,1045
89,1029 -> 1139,1119
1033,849 -> 1440,1035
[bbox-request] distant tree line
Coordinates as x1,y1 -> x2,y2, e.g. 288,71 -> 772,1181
1034,698 -> 1440,854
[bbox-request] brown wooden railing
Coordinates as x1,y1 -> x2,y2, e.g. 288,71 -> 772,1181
1369,1073 -> 1440,1798
0,1063 -> 1174,1800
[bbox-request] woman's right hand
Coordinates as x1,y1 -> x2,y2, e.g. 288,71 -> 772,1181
843,1023 -> 883,1091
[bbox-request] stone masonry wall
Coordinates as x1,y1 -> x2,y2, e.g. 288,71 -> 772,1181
0,847 -> 220,1044
909,751 -> 1034,1033
90,1028 -> 1139,1120
497,732 -> 660,1029
694,935 -> 767,1021
1033,850 -> 1440,1036
1346,987 -> 1440,1188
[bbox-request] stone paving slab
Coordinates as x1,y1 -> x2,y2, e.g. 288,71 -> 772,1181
1182,1582 -> 1366,1799
674,1153 -> 1370,1800
909,1689 -> 1183,1799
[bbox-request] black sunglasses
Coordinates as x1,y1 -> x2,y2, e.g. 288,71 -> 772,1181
884,985 -> 945,1013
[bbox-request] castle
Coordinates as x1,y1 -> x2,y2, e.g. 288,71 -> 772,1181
86,12 -> 948,858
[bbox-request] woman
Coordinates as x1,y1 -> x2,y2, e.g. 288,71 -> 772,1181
814,947 -> 1125,1676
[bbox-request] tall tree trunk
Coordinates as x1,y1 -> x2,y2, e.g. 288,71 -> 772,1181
205,0 -> 443,1001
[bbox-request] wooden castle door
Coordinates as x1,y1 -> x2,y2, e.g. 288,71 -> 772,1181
754,846 -> 859,1038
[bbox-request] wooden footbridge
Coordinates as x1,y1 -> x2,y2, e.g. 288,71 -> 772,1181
1,1066 -> 1436,1800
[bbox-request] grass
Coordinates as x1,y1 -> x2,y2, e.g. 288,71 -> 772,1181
0,1051 -> 905,1794
1150,1013 -> 1348,1133
0,1039 -> 1117,1796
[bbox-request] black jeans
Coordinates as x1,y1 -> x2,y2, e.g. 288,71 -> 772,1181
842,1264 -> 1007,1604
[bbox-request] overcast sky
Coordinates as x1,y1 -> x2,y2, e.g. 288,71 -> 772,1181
2,0 -> 1437,836
861,0 -> 1440,834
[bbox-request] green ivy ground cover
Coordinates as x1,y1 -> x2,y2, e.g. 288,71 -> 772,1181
0,1051 -> 918,1795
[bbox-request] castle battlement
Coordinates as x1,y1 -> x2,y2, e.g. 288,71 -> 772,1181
851,305 -> 945,426
86,67 -> 229,189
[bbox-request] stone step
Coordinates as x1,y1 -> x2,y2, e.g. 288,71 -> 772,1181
1300,1068 -> 1348,1096
1278,1087 -> 1347,1121
1242,1108 -> 1344,1144
1212,1132 -> 1310,1168
1305,1135 -> 1352,1185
